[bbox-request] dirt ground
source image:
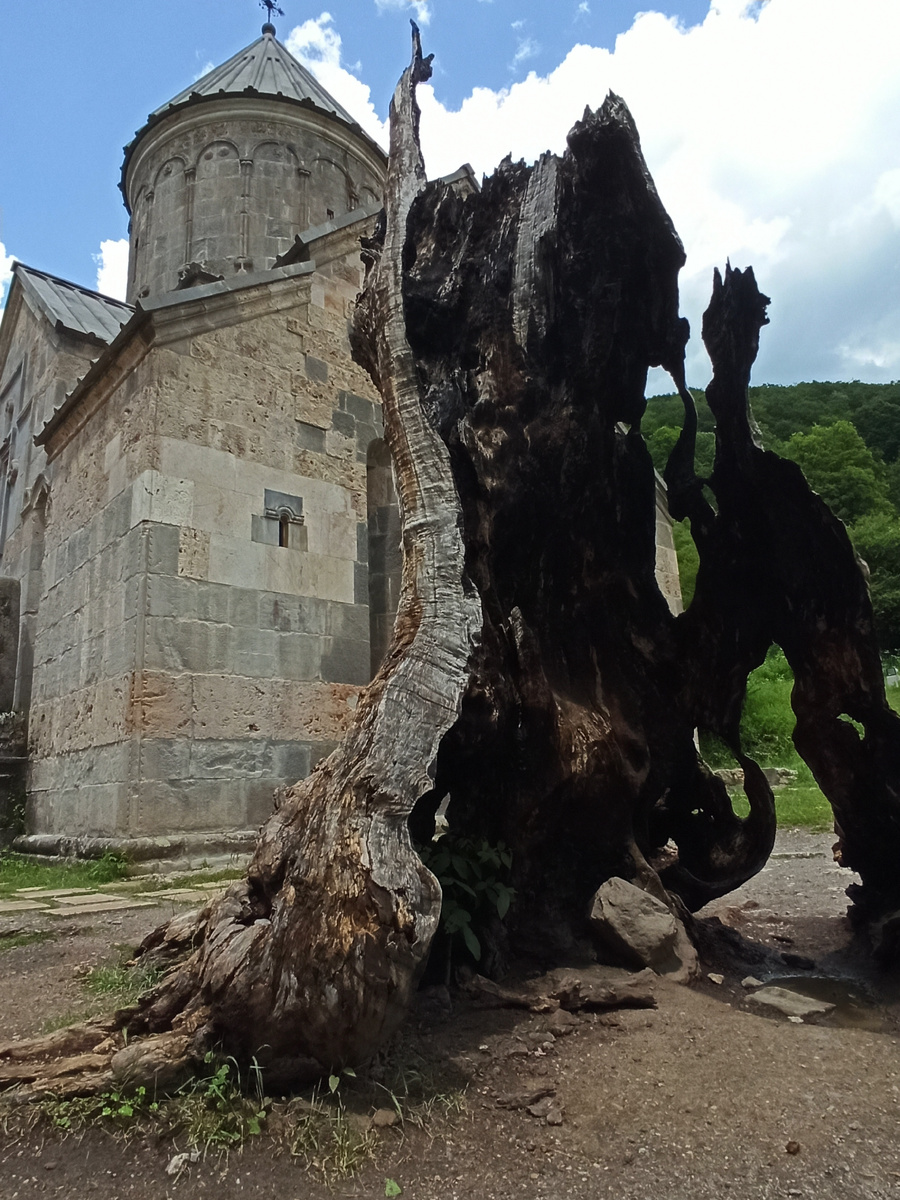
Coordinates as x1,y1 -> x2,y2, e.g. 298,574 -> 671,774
2,829 -> 900,1200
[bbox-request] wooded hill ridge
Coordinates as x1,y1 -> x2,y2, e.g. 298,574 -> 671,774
645,381 -> 900,652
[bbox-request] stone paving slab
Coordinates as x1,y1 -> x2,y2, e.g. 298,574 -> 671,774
16,887 -> 91,897
142,888 -> 215,902
1,875 -> 234,921
48,898 -> 158,916
52,892 -> 128,906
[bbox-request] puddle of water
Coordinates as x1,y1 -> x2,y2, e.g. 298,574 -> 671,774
771,975 -> 888,1032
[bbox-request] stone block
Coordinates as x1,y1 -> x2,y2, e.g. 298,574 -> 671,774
131,471 -> 194,528
320,637 -> 370,686
144,617 -> 210,674
30,778 -> 129,839
264,489 -> 304,520
118,527 -> 145,583
251,513 -> 280,546
132,779 -> 246,835
354,561 -> 368,605
233,628 -> 276,678
357,522 -> 368,564
178,527 -> 211,580
229,588 -> 260,628
305,355 -> 329,383
260,593 -> 328,635
194,581 -> 230,624
104,618 -> 138,676
102,491 -> 133,548
331,409 -> 356,438
148,523 -> 180,575
275,631 -> 322,681
191,739 -> 266,780
339,390 -> 376,423
296,421 -> 326,453
325,429 -> 355,461
146,574 -> 195,619
140,738 -> 192,782
327,602 -> 369,643
208,535 -> 270,593
206,624 -> 235,673
244,778 -> 279,826
355,423 -> 380,462
70,527 -> 89,572
272,740 -> 312,782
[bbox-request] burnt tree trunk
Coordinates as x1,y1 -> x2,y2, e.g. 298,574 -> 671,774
103,31 -> 900,1085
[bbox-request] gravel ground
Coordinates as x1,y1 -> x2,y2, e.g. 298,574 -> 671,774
2,831 -> 900,1200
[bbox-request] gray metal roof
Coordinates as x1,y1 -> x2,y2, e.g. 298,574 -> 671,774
151,26 -> 356,126
16,265 -> 133,344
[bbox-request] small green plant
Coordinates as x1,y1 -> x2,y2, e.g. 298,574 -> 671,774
169,1054 -> 268,1149
101,1085 -> 160,1124
40,1082 -> 160,1134
417,834 -> 515,961
385,1180 -> 402,1197
86,851 -> 130,884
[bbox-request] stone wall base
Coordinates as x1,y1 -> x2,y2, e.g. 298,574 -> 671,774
13,829 -> 257,875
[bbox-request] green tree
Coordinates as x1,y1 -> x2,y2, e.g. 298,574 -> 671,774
646,424 -> 680,474
778,420 -> 890,525
673,519 -> 700,608
849,511 -> 900,653
852,392 -> 900,463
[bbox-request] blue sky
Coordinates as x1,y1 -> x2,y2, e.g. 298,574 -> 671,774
1,0 -> 898,390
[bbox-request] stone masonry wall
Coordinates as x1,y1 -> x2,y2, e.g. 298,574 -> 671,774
0,291 -> 109,714
125,99 -> 385,302
654,478 -> 683,616
32,243 -> 391,842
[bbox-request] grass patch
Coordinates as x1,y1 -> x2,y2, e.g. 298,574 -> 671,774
729,776 -> 834,832
30,1041 -> 465,1180
774,782 -> 834,831
0,850 -> 129,897
0,930 -> 57,953
40,1010 -> 92,1036
81,960 -> 164,1008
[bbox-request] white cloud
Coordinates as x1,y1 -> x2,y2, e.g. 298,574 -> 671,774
374,0 -> 432,26
405,0 -> 900,387
286,14 -> 388,148
511,37 -> 539,68
0,243 -> 14,313
94,239 -> 129,300
577,2 -> 591,14
193,60 -> 215,82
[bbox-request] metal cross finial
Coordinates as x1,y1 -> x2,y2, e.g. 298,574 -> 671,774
260,0 -> 284,27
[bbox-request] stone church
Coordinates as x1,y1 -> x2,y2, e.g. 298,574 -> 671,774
0,20 -> 681,867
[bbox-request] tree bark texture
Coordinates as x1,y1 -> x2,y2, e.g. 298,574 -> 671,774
120,31 -> 900,1083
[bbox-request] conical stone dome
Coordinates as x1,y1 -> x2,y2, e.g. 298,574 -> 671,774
121,24 -> 386,302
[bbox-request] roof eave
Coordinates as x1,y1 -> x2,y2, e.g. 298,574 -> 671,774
13,262 -> 133,347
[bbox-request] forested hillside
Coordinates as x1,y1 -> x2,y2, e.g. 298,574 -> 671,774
646,381 -> 900,653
